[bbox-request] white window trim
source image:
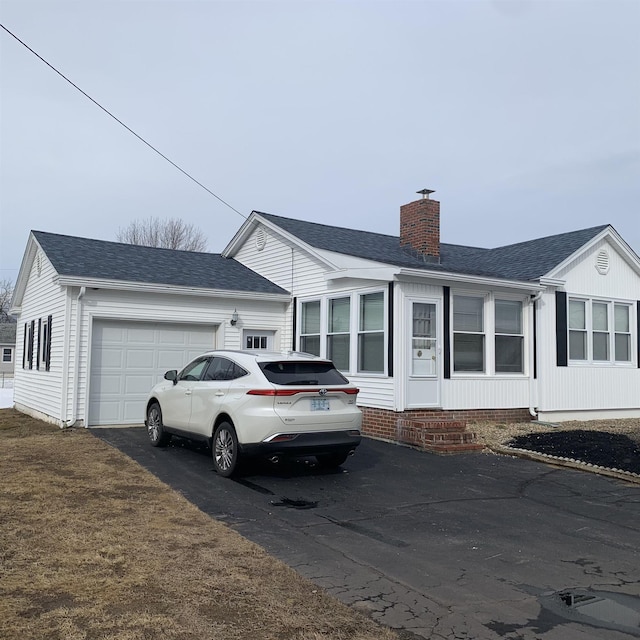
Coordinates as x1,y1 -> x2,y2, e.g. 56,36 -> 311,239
568,297 -> 635,366
2,347 -> 12,363
451,291 -> 529,377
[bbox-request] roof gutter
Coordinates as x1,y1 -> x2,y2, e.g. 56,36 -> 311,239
54,276 -> 290,301
325,266 -> 545,292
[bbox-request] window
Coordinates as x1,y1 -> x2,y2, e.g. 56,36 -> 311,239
592,302 -> 609,361
453,295 -> 485,372
2,348 -> 12,363
614,304 -> 631,362
327,297 -> 350,371
412,302 -> 436,376
178,357 -> 211,381
495,300 -> 523,373
259,360 -> 349,386
568,300 -> 587,360
246,335 -> 268,349
358,292 -> 384,372
300,301 -> 321,356
568,298 -> 633,364
205,357 -> 248,381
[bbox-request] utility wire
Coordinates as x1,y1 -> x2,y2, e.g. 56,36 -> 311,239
0,23 -> 248,221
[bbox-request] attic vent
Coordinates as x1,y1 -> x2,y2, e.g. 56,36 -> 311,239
595,250 -> 609,275
36,253 -> 42,276
255,228 -> 267,252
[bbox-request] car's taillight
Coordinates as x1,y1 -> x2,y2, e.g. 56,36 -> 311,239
247,388 -> 359,396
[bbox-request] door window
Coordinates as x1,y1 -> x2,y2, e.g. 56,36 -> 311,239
412,303 -> 436,375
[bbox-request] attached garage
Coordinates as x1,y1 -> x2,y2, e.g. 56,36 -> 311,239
89,320 -> 217,426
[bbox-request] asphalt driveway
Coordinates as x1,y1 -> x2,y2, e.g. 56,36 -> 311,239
94,428 -> 640,640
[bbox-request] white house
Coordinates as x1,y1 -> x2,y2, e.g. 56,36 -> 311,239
9,192 -> 640,440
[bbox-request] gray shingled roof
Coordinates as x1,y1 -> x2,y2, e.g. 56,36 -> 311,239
32,231 -> 289,295
256,212 -> 609,282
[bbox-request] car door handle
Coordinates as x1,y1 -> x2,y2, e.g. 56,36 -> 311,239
184,390 -> 192,396
214,391 -> 225,397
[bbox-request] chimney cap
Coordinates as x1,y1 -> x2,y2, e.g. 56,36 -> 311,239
416,188 -> 435,199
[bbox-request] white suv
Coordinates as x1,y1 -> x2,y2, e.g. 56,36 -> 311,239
145,350 -> 362,476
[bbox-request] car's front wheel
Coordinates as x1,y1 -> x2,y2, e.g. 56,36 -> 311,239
213,421 -> 239,477
147,402 -> 171,447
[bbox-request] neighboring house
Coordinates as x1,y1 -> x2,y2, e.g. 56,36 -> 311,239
9,233 -> 289,427
9,192 -> 640,433
0,322 -> 17,379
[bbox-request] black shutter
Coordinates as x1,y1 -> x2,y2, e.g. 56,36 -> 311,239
28,320 -> 34,369
556,291 -> 568,367
387,282 -> 394,377
443,286 -> 451,379
291,297 -> 297,352
45,315 -> 52,371
37,318 -> 42,370
23,323 -> 27,369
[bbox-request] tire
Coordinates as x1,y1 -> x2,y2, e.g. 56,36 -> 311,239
212,421 -> 239,477
146,402 -> 171,447
316,451 -> 350,468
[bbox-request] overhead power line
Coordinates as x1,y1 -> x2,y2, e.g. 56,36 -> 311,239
0,23 -> 247,221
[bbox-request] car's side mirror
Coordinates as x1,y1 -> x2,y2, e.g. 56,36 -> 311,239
164,370 -> 178,385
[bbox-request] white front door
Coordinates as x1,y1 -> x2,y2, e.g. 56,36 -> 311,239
406,299 -> 440,408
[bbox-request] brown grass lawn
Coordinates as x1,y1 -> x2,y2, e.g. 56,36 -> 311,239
0,409 -> 398,640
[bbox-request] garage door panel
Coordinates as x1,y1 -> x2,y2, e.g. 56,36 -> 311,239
89,320 -> 217,426
126,349 -> 155,368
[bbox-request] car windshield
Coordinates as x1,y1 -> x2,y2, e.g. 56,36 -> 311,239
259,361 -> 349,386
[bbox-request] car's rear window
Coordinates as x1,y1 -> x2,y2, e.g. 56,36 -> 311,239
259,361 -> 349,386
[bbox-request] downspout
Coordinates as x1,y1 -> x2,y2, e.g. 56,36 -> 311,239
64,286 -> 85,428
529,291 -> 543,419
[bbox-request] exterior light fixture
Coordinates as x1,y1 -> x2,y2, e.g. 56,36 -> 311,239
230,310 -> 239,326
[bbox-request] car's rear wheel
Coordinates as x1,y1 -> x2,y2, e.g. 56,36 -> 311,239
316,451 -> 350,468
147,402 -> 171,447
213,421 -> 239,477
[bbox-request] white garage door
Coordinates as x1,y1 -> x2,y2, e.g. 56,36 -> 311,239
89,320 -> 217,426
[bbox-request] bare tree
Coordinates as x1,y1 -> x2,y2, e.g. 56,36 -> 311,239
0,279 -> 16,322
116,217 -> 208,252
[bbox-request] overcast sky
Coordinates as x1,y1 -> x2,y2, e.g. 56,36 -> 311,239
1,0 -> 639,285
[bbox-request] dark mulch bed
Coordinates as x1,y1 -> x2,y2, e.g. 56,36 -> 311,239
507,430 -> 640,475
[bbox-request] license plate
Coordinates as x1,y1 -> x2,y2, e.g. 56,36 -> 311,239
311,398 -> 330,411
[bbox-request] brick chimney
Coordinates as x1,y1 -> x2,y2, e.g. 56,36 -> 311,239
400,189 -> 440,259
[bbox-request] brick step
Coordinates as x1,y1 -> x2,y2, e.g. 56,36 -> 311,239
397,419 -> 485,455
407,419 -> 468,432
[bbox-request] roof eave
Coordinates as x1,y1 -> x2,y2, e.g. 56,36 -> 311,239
55,276 -> 290,301
395,267 -> 545,292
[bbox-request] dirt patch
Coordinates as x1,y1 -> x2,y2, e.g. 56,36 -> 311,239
0,408 -> 397,640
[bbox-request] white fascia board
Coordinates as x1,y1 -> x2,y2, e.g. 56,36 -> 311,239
10,234 -> 40,311
395,268 -> 545,292
538,277 -> 566,288
222,212 -> 339,271
325,267 -> 401,282
545,226 -> 640,280
222,213 -> 260,256
54,276 -> 291,302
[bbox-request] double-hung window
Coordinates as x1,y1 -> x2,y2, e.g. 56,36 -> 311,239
453,295 -> 485,372
300,301 -> 321,356
358,292 -> 384,372
568,298 -> 632,364
495,299 -> 523,373
327,297 -> 350,371
614,304 -> 631,362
